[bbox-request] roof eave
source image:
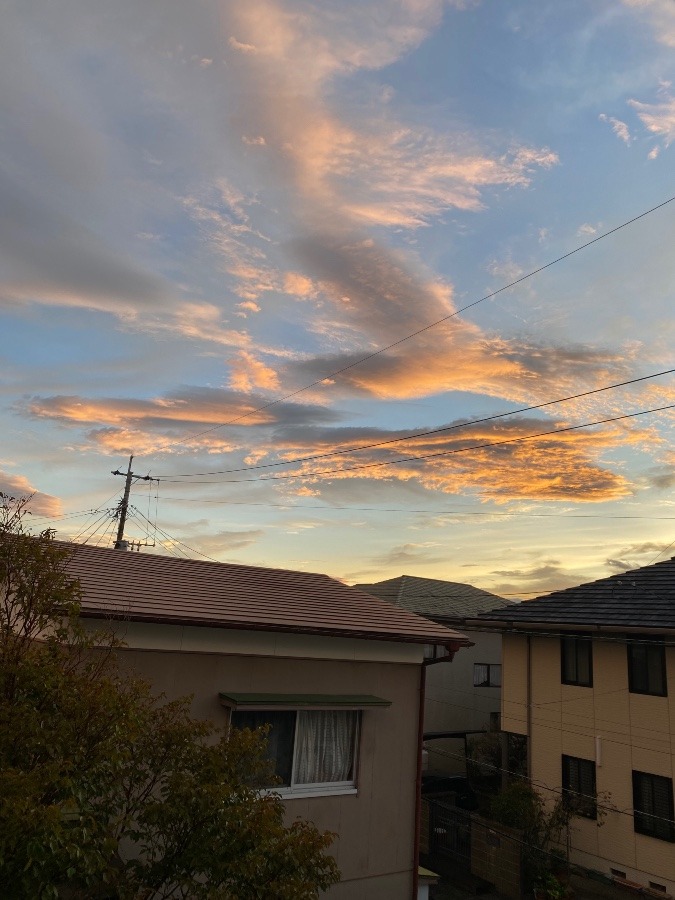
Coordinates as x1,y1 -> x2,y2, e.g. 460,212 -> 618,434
79,608 -> 471,648
463,617 -> 675,635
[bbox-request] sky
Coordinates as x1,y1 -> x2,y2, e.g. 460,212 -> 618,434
3,0 -> 675,598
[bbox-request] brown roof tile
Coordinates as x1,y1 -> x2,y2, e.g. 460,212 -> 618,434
59,542 -> 469,647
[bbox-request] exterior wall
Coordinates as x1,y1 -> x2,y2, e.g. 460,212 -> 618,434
501,632 -> 675,893
99,621 -> 422,900
425,631 -> 503,775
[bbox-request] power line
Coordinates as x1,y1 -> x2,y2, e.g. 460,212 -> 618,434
156,496 -> 675,521
129,507 -> 223,564
157,402 -> 675,484
158,367 -> 675,478
426,745 -> 672,827
147,194 -> 675,458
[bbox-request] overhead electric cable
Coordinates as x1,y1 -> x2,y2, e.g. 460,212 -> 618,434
158,402 -> 675,484
130,507 -> 223,563
159,367 -> 675,478
155,496 -> 675,521
148,194 -> 675,457
71,508 -> 112,543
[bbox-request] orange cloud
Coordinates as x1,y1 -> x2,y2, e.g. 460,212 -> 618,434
226,2 -> 558,232
229,350 -> 281,393
23,387 -> 341,456
264,416 -> 652,503
0,470 -> 62,517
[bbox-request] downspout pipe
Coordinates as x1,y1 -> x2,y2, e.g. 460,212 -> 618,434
411,661 -> 426,900
526,635 -> 532,780
412,650 -> 463,899
412,642 -> 471,899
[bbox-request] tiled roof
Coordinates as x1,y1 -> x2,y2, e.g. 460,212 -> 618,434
58,542 -> 469,647
354,575 -> 512,621
473,556 -> 675,630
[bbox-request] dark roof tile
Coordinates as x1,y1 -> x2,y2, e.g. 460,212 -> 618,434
474,556 -> 675,629
355,575 -> 513,621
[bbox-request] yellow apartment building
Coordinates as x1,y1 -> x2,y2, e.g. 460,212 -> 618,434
470,556 -> 675,895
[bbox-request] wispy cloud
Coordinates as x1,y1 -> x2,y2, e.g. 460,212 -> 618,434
621,0 -> 675,47
629,93 -> 675,146
23,387 -> 342,456
0,469 -> 61,517
599,113 -> 632,144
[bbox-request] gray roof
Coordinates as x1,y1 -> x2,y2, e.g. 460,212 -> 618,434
354,575 -> 513,621
473,556 -> 675,630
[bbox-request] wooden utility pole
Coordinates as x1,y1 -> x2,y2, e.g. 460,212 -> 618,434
111,455 -> 153,549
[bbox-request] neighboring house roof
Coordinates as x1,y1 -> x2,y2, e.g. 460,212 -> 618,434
472,556 -> 675,630
58,542 -> 470,647
354,575 -> 513,622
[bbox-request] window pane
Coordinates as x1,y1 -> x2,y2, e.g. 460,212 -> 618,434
630,644 -> 648,692
629,642 -> 666,696
576,642 -> 591,686
561,639 -> 577,683
474,664 -> 489,686
562,755 -> 596,818
633,771 -> 675,841
490,665 -> 502,687
647,646 -> 666,695
294,710 -> 357,785
231,710 -> 296,786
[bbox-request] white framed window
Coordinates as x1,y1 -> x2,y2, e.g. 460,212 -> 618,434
231,708 -> 360,798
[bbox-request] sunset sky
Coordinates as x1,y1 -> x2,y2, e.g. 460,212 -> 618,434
3,0 -> 675,597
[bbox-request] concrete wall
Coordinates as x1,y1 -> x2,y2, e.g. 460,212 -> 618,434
501,632 -> 675,893
425,631 -> 503,775
100,622 -> 422,900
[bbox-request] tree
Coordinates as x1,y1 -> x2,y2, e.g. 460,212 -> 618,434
0,495 -> 340,899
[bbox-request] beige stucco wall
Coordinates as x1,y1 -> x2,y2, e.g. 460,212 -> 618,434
425,631 -> 503,775
97,621 -> 422,899
501,632 -> 675,892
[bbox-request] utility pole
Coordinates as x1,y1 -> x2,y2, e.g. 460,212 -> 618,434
111,455 -> 153,550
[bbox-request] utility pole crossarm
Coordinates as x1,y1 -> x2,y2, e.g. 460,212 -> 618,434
111,454 -> 159,549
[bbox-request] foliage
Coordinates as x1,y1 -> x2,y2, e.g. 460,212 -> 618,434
533,871 -> 568,899
0,494 -> 340,899
488,781 -> 572,891
465,730 -> 527,805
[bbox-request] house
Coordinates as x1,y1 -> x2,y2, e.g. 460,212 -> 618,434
355,576 -> 514,775
470,556 -> 675,895
61,542 -> 470,900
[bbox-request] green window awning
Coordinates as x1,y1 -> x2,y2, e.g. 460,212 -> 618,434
219,692 -> 391,709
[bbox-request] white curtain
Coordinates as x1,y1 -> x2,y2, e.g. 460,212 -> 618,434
294,710 -> 357,784
474,664 -> 489,686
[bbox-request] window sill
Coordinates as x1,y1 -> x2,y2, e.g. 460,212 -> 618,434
266,784 -> 358,801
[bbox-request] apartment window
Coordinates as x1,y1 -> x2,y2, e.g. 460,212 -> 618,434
562,755 -> 597,819
627,638 -> 667,697
632,771 -> 675,842
474,663 -> 502,687
561,635 -> 592,686
231,708 -> 360,796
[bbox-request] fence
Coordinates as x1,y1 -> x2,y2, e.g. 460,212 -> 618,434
421,798 -> 524,897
